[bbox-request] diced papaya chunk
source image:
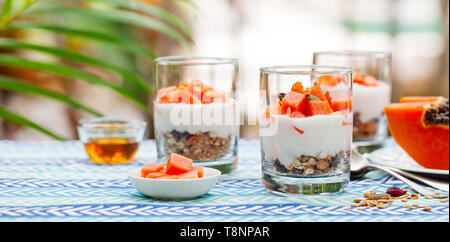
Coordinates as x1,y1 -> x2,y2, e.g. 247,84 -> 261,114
329,93 -> 350,112
192,166 -> 204,178
170,89 -> 192,104
202,90 -> 224,104
178,170 -> 199,179
155,174 -> 179,179
317,75 -> 339,86
141,163 -> 165,177
354,75 -> 379,86
289,111 -> 306,118
291,82 -> 305,93
157,86 -> 176,103
166,153 -> 193,175
306,100 -> 333,116
145,172 -> 167,179
308,84 -> 327,101
281,92 -> 307,113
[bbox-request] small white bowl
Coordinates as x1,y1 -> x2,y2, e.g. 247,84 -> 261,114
128,167 -> 221,200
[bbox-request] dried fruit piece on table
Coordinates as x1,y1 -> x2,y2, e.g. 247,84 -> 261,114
386,187 -> 407,197
385,97 -> 449,170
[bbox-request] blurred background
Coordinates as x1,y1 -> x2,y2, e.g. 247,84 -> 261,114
0,0 -> 448,140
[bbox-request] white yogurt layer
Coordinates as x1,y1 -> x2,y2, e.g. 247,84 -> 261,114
321,81 -> 391,123
353,82 -> 391,123
153,100 -> 239,138
261,113 -> 352,168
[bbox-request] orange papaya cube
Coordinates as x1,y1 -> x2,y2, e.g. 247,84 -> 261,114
329,93 -> 350,111
178,170 -> 200,179
308,84 -> 327,101
186,80 -> 205,100
281,91 -> 307,113
191,95 -> 202,104
399,96 -> 443,103
155,174 -> 179,179
354,75 -> 379,86
166,153 -> 193,175
291,82 -> 305,93
169,89 -> 192,104
306,100 -> 333,116
145,172 -> 167,179
317,75 -> 339,86
141,163 -> 165,177
289,111 -> 306,118
202,90 -> 224,104
192,166 -> 204,178
157,86 -> 176,103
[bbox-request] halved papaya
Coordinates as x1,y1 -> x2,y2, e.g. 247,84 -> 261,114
385,97 -> 449,170
166,153 -> 194,175
399,96 -> 443,103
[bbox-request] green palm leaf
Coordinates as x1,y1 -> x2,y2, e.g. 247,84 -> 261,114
55,0 -> 192,38
0,105 -> 66,140
0,0 -> 36,28
0,38 -> 152,94
0,75 -> 102,117
7,23 -> 156,60
0,54 -> 147,110
29,6 -> 188,43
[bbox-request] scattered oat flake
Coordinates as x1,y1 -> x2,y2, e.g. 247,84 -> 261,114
423,206 -> 432,211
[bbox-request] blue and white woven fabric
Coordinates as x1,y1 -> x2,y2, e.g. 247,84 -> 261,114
0,139 -> 448,222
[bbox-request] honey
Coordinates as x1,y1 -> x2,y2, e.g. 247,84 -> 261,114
84,137 -> 140,164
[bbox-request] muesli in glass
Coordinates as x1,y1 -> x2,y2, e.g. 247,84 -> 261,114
260,65 -> 353,195
153,56 -> 239,174
313,51 -> 392,146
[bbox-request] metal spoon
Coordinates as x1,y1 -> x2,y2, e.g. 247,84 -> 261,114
351,147 -> 448,198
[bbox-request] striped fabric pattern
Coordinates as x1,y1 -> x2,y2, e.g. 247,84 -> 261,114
0,139 -> 448,222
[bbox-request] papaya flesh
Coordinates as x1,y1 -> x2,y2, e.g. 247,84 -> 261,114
385,97 -> 449,170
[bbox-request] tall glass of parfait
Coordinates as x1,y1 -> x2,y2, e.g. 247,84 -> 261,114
260,65 -> 353,195
313,51 -> 392,146
153,56 -> 239,174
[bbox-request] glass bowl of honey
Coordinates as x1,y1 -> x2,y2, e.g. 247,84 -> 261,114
77,118 -> 147,164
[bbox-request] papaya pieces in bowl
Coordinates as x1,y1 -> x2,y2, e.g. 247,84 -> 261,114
128,153 -> 221,200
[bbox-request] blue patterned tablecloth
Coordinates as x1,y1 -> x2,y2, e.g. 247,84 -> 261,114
0,139 -> 448,222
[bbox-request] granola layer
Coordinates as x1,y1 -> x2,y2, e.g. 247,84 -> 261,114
353,112 -> 380,141
271,149 -> 349,176
162,130 -> 232,161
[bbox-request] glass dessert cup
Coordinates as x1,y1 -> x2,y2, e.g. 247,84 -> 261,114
313,51 -> 392,146
77,118 -> 147,165
260,65 -> 353,195
153,56 -> 239,174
